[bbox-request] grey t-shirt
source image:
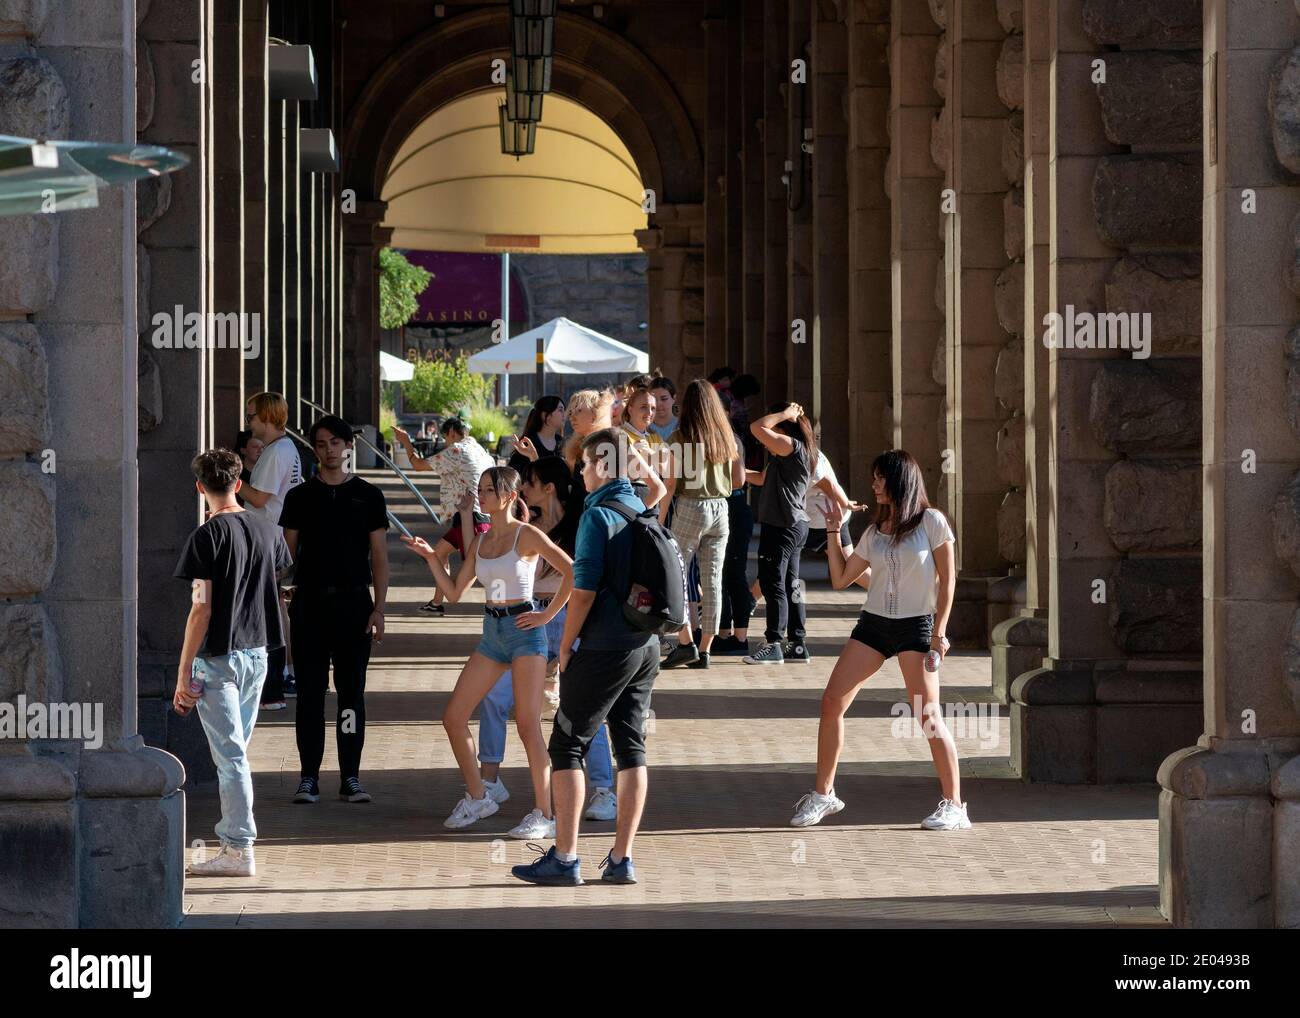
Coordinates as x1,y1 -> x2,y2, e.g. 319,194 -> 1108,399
757,439 -> 811,528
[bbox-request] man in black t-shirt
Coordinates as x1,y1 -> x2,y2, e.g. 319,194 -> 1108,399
280,415 -> 390,805
174,448 -> 292,878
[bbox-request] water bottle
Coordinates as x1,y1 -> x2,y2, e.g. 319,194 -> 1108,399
924,649 -> 941,673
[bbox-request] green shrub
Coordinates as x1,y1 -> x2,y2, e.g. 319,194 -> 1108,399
402,354 -> 494,415
466,403 -> 514,445
378,249 -> 432,330
379,405 -> 398,447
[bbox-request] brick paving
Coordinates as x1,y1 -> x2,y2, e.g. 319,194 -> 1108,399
183,473 -> 1164,928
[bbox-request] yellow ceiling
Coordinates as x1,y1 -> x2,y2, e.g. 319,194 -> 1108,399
381,90 -> 647,254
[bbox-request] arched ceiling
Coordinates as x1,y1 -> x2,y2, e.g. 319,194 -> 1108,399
381,89 -> 647,254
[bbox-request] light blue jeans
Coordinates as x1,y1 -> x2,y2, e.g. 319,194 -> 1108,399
477,607 -> 614,788
193,647 -> 269,848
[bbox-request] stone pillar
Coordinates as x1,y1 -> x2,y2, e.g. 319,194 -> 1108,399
762,0 -> 790,401
888,0 -> 944,498
210,0 -> 245,440
1160,0 -> 1300,928
787,0 -> 814,407
741,0 -> 766,371
845,0 -> 891,500
0,0 -> 184,928
641,203 -> 706,386
810,0 -> 850,470
243,0 -> 267,397
341,199 -> 387,427
724,0 -> 744,369
703,2 -> 728,370
1012,0 -> 1204,783
284,99 -> 302,426
991,0 -> 1047,703
137,0 -> 212,781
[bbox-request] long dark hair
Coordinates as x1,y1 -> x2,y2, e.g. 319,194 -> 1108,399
520,457 -> 578,561
677,378 -> 735,465
523,395 -> 564,436
871,449 -> 933,544
768,401 -> 818,462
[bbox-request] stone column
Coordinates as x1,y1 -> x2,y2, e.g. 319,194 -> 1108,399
724,0 -> 744,369
888,0 -> 944,498
341,199 -> 387,427
741,0 -> 766,371
1013,0 -> 1204,784
787,0 -> 814,407
284,99 -> 302,426
762,0 -> 790,401
845,0 -> 891,499
0,0 -> 184,928
210,0 -> 245,440
810,0 -> 850,470
991,0 -> 1048,703
1160,0 -> 1300,929
641,203 -> 706,385
703,2 -> 728,370
137,0 -> 212,781
243,0 -> 267,397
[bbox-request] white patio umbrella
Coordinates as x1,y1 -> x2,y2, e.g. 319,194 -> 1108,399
466,316 -> 649,375
379,349 -> 415,383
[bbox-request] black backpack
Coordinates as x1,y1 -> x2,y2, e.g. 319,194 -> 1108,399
599,500 -> 689,635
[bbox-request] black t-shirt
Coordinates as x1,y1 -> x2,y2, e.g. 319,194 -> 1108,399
507,431 -> 563,474
173,510 -> 291,658
278,475 -> 388,592
758,439 -> 812,528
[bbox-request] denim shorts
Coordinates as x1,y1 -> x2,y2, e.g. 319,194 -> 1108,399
477,605 -> 549,665
849,610 -> 934,658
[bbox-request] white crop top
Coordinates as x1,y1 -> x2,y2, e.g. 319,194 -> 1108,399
852,508 -> 955,618
476,526 -> 535,603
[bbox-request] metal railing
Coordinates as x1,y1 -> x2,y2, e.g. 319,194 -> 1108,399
284,424 -> 417,539
296,397 -> 443,525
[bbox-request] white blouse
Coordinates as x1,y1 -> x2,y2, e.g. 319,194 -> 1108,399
852,508 -> 955,618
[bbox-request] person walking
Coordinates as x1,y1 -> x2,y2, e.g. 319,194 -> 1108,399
280,416 -> 390,806
241,391 -> 303,708
744,402 -> 816,666
512,428 -> 660,886
475,458 -> 620,822
395,416 -> 494,616
790,450 -> 967,831
659,379 -> 742,670
174,449 -> 291,876
404,466 -> 574,837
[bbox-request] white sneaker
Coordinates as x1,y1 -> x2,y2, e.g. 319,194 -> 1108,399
483,777 -> 510,804
187,843 -> 255,877
790,790 -> 845,827
508,808 -> 556,840
443,791 -> 500,829
920,798 -> 972,830
584,786 -> 618,821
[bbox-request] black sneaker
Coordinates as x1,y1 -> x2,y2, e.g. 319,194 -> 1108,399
786,643 -> 813,664
339,777 -> 372,803
713,636 -> 750,657
419,600 -> 445,616
662,644 -> 700,669
686,651 -> 710,670
293,777 -> 319,803
281,674 -> 297,698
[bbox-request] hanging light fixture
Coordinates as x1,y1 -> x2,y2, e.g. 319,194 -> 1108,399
499,103 -> 537,159
509,0 -> 555,95
504,66 -> 543,124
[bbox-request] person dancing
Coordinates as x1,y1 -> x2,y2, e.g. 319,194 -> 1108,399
403,466 -> 573,836
790,450 -> 969,831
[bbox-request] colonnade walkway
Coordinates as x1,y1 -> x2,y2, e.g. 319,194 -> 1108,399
183,472 -> 1166,928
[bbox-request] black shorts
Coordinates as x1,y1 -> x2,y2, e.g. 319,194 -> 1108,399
804,523 -> 850,555
849,610 -> 933,658
549,642 -> 659,771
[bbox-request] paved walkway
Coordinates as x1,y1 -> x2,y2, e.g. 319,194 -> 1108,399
184,473 -> 1164,928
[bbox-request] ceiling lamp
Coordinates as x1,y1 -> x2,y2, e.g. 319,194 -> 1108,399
498,103 -> 537,159
509,0 -> 555,95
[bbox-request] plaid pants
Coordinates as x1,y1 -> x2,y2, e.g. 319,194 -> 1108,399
669,496 -> 730,635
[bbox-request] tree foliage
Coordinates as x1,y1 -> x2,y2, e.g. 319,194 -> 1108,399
401,353 -> 495,415
378,248 -> 433,330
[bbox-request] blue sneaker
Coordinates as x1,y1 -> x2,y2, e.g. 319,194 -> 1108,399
599,852 -> 637,884
511,844 -> 583,886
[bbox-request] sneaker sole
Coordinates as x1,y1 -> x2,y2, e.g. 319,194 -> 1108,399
583,809 -> 618,821
341,793 -> 372,803
743,658 -> 783,665
293,793 -> 319,804
508,828 -> 557,840
791,799 -> 845,827
601,873 -> 637,885
511,872 -> 584,886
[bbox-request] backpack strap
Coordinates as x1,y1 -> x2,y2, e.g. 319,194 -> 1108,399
597,498 -> 652,523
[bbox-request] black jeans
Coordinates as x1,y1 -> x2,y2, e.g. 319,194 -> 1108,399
719,491 -> 755,630
549,642 -> 659,771
757,521 -> 808,645
290,589 -> 374,782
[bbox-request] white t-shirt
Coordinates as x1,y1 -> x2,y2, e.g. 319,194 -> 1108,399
806,452 -> 836,530
247,434 -> 303,531
852,508 -> 955,618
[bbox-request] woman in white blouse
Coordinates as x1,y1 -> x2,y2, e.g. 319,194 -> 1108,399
790,449 -> 968,831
